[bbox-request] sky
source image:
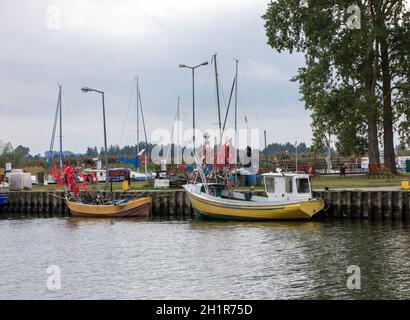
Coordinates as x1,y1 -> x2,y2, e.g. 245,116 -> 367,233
0,0 -> 312,155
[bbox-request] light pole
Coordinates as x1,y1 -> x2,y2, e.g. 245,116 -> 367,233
179,61 -> 208,157
81,86 -> 109,188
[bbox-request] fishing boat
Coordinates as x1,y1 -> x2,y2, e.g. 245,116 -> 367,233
182,55 -> 324,220
184,172 -> 324,221
47,164 -> 152,218
66,196 -> 151,218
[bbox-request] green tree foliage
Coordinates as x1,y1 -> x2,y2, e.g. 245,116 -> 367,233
263,0 -> 409,173
14,145 -> 30,158
0,141 -> 30,168
85,146 -> 99,158
263,142 -> 307,154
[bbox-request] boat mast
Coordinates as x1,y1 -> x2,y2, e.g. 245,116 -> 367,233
234,59 -> 238,143
177,97 -> 180,123
234,59 -> 239,165
264,130 -> 267,161
176,97 -> 180,167
136,77 -> 140,159
213,53 -> 222,140
137,80 -> 149,177
47,86 -> 61,174
58,85 -> 63,169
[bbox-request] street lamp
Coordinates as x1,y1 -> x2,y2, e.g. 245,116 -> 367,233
179,61 -> 208,156
81,86 -> 109,188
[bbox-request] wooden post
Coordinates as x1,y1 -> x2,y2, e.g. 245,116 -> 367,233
405,192 -> 410,221
26,192 -> 32,218
176,191 -> 183,216
152,194 -> 160,216
385,191 -> 392,220
18,192 -> 24,218
377,191 -> 383,219
169,192 -> 175,216
345,191 -> 351,219
367,192 -> 372,219
397,191 -> 403,220
336,191 -> 342,218
357,191 -> 362,219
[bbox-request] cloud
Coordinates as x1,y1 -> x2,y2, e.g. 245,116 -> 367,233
0,0 -> 312,155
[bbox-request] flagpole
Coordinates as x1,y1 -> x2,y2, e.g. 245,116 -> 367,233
295,139 -> 298,173
296,144 -> 298,173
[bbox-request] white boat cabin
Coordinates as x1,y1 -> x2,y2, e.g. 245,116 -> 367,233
188,172 -> 314,205
80,169 -> 107,182
262,172 -> 312,202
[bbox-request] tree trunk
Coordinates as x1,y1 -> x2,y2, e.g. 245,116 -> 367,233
379,39 -> 397,173
364,38 -> 380,165
367,111 -> 380,164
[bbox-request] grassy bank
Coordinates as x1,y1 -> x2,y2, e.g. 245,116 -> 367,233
311,173 -> 410,189
31,181 -> 156,191
25,173 -> 410,192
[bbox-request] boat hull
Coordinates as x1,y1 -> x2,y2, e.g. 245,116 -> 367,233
185,186 -> 324,221
66,197 -> 152,218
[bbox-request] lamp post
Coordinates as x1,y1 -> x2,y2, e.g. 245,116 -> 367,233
179,61 -> 208,157
81,86 -> 109,188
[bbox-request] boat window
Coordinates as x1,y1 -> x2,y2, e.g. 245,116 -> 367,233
285,177 -> 293,193
265,178 -> 275,193
296,178 -> 310,193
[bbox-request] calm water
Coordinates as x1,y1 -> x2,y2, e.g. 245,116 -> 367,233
1,217 -> 410,299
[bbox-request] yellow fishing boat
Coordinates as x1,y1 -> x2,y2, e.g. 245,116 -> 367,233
184,173 -> 324,221
66,196 -> 152,218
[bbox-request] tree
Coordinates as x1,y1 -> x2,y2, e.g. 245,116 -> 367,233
263,141 -> 307,154
0,140 -> 14,168
0,141 -> 24,168
85,146 -> 99,157
371,1 -> 410,172
263,0 -> 409,173
14,145 -> 31,158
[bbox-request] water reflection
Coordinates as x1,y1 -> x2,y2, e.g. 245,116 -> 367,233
66,216 -> 151,228
0,217 -> 409,299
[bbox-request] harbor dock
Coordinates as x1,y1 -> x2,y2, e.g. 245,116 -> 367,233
0,189 -> 410,220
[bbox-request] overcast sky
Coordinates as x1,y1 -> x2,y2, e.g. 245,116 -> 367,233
0,0 -> 313,155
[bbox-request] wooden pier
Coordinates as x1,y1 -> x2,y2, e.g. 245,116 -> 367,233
0,190 -> 409,220
313,190 -> 410,220
0,190 -> 193,219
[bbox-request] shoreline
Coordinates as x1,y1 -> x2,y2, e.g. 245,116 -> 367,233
1,189 -> 410,220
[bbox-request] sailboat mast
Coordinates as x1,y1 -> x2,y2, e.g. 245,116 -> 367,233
136,81 -> 149,177
47,86 -> 60,175
234,59 -> 239,165
58,85 -> 63,168
177,97 -> 180,123
213,53 -> 222,139
234,60 -> 239,139
136,77 -> 140,156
